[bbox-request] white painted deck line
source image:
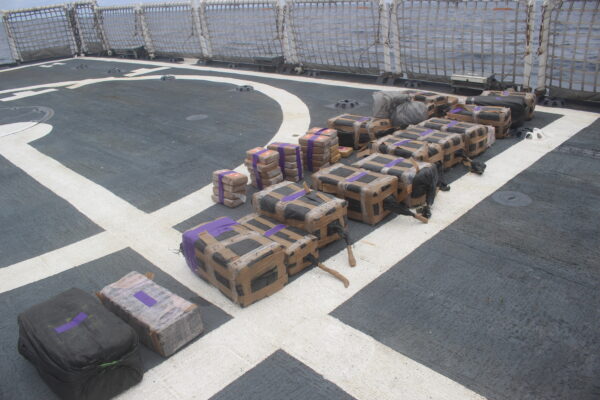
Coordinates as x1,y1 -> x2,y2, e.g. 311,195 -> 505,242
125,67 -> 171,77
0,58 -> 73,73
0,88 -> 57,102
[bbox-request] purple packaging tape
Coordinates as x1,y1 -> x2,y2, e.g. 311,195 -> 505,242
264,224 -> 286,237
495,96 -> 502,100
473,106 -> 483,111
252,149 -> 268,190
383,157 -> 405,168
393,139 -> 411,146
357,117 -> 371,123
182,217 -> 238,271
449,107 -> 463,114
419,129 -> 435,136
446,120 -> 459,127
502,91 -> 509,96
346,171 -> 367,182
134,290 -> 157,307
54,312 -> 88,334
281,189 -> 306,202
217,170 -> 236,204
307,135 -> 320,172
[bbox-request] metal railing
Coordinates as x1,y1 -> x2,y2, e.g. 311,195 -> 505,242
1,0 -> 599,101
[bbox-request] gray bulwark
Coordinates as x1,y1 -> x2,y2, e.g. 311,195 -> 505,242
0,154 -> 102,268
332,119 -> 600,400
0,248 -> 232,400
210,350 -> 355,400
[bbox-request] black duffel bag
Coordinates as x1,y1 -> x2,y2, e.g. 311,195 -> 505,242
465,95 -> 528,128
18,288 -> 143,400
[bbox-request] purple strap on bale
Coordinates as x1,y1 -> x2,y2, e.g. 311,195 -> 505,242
295,146 -> 303,180
307,135 -> 319,172
271,143 -> 302,180
181,217 -> 238,271
446,121 -> 459,127
419,129 -> 434,136
276,146 -> 286,179
393,139 -> 411,146
449,107 -> 463,114
134,290 -> 157,307
357,117 -> 370,123
264,224 -> 286,237
218,170 -> 236,204
495,97 -> 502,100
314,128 -> 327,135
346,171 -> 367,182
281,189 -> 306,202
54,312 -> 88,334
502,91 -> 509,96
252,149 -> 268,190
384,157 -> 405,168
473,106 -> 483,111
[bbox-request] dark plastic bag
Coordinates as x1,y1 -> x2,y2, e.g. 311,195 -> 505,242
465,95 -> 528,128
18,288 -> 143,400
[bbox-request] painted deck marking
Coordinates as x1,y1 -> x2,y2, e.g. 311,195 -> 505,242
125,67 -> 171,77
0,89 -> 58,102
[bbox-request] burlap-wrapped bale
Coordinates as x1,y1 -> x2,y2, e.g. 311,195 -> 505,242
369,135 -> 444,165
212,169 -> 247,208
418,118 -> 488,158
181,217 -> 287,307
312,164 -> 428,224
392,125 -> 465,168
239,213 -> 318,276
372,91 -> 434,121
397,89 -> 455,116
267,142 -> 303,182
446,104 -> 512,139
98,272 -> 204,357
327,114 -> 393,149
481,89 -> 536,120
18,288 -> 143,400
352,154 -> 439,209
465,95 -> 528,127
299,132 -> 332,172
251,181 -> 348,249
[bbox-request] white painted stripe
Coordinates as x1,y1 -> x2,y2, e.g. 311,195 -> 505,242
0,232 -> 126,294
0,58 -> 72,73
0,89 -> 57,102
125,67 -> 171,77
39,62 -> 66,68
0,121 -> 39,137
283,315 -> 486,400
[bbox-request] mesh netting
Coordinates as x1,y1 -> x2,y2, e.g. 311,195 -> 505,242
539,0 -> 600,101
392,0 -> 532,86
4,6 -> 77,62
99,6 -> 145,51
143,3 -> 203,58
286,0 -> 386,74
203,0 -> 283,63
0,16 -> 16,65
72,2 -> 105,55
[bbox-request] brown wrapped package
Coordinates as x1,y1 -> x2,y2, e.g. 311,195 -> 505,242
212,169 -> 247,208
418,118 -> 488,157
369,135 -> 444,165
267,142 -> 304,182
482,89 -> 536,120
392,125 -> 465,168
181,217 -> 287,307
327,114 -> 393,149
446,104 -> 512,139
246,147 -> 284,189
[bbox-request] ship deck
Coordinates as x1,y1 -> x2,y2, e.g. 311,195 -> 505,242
0,57 -> 599,400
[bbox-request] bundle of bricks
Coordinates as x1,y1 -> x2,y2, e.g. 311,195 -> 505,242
392,125 -> 465,169
306,127 -> 341,164
369,136 -> 443,166
245,147 -> 284,189
267,142 -> 303,182
327,114 -> 393,149
418,118 -> 489,158
212,169 -> 248,208
481,89 -> 536,120
181,217 -> 288,307
299,131 -> 333,172
399,90 -> 459,117
445,104 -> 511,139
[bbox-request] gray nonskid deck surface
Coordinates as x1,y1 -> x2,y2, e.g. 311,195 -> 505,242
331,120 -> 600,400
0,248 -> 231,400
0,154 -> 102,268
210,350 -> 355,400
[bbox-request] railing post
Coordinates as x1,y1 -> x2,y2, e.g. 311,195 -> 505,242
136,4 -> 155,59
192,0 -> 212,59
536,0 -> 554,96
379,0 -> 392,74
282,1 -> 299,65
522,0 -> 535,91
390,0 -> 401,76
2,12 -> 22,63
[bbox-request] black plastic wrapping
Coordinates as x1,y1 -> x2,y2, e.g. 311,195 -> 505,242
465,95 -> 527,128
18,288 -> 143,400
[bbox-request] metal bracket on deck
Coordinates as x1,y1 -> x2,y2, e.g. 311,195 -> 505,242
376,73 -> 401,86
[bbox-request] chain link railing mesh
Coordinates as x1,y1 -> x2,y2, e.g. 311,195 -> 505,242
143,3 -> 202,58
285,0 -> 386,74
392,0 -> 531,86
99,6 -> 145,52
203,0 -> 283,63
72,2 -> 106,55
3,6 -> 77,62
538,0 -> 600,101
